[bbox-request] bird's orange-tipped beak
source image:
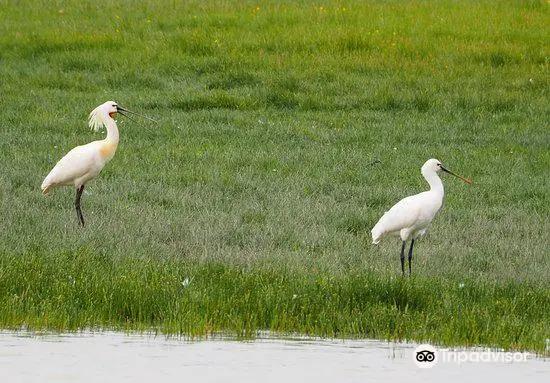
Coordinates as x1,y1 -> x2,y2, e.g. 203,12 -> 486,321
441,166 -> 472,185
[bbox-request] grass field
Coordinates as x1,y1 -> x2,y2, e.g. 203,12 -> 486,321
0,1 -> 548,353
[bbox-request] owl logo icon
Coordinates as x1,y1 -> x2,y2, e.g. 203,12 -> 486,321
413,344 -> 438,368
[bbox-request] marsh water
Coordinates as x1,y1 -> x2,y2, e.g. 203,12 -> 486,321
0,331 -> 548,382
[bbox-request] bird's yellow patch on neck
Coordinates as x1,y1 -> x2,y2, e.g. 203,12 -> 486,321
99,141 -> 118,160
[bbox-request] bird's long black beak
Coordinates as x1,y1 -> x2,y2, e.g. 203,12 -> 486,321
441,166 -> 472,185
117,105 -> 157,123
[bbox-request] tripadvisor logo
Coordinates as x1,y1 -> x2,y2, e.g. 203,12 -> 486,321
413,343 -> 531,368
414,344 -> 438,368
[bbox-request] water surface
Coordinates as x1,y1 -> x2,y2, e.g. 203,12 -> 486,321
0,331 -> 547,382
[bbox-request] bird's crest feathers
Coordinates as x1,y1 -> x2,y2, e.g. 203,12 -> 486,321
88,101 -> 116,132
88,104 -> 105,132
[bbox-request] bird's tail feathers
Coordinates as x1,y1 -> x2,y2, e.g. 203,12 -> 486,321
41,183 -> 52,195
371,226 -> 383,245
41,173 -> 55,195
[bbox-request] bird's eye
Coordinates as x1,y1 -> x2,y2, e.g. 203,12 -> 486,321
437,163 -> 442,167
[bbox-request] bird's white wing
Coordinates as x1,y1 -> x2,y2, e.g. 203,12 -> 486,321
371,193 -> 425,243
41,142 -> 101,192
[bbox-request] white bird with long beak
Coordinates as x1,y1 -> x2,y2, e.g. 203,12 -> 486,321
41,101 -> 156,227
371,158 -> 472,276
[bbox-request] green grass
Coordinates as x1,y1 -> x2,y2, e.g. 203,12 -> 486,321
0,0 -> 548,353
1,251 -> 548,351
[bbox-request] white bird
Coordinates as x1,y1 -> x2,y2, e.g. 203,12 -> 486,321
371,158 -> 472,275
41,101 -> 155,226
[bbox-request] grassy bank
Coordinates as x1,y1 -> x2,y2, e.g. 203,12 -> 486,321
0,1 -> 548,353
1,251 -> 548,352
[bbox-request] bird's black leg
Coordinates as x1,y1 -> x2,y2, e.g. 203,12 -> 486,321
408,239 -> 415,277
75,185 -> 85,227
400,241 -> 406,276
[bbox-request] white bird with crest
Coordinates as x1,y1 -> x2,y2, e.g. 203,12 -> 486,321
41,101 -> 155,226
371,158 -> 472,275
